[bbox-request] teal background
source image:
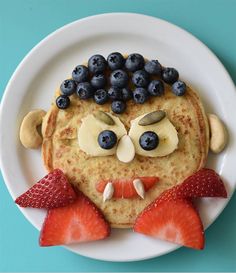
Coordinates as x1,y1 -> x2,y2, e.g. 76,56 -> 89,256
0,0 -> 236,271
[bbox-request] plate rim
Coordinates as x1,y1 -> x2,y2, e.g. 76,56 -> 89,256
0,12 -> 236,262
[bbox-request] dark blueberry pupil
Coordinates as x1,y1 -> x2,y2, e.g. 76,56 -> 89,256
139,131 -> 159,151
98,130 -> 117,149
135,94 -> 141,99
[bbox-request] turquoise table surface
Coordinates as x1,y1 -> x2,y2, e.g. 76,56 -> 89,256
0,0 -> 236,272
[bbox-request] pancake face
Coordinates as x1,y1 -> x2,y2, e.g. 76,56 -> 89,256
42,84 -> 209,228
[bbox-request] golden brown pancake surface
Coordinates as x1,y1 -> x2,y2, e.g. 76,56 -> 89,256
42,82 -> 209,228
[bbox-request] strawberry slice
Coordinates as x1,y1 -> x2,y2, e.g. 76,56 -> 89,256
134,198 -> 204,250
40,192 -> 110,246
123,179 -> 137,198
96,177 -> 159,198
15,169 -> 76,209
159,168 -> 227,202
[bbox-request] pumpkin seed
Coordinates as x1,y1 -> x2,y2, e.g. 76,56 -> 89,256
138,110 -> 166,126
93,111 -> 115,125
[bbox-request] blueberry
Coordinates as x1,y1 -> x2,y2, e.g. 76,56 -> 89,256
148,80 -> 165,96
122,87 -> 133,101
94,89 -> 109,105
88,54 -> 107,74
172,80 -> 186,96
108,86 -> 123,101
76,82 -> 94,99
139,131 -> 159,151
56,95 -> 70,109
125,53 -> 145,72
60,79 -> 76,96
98,130 -> 117,149
162,67 -> 179,84
111,100 -> 126,114
110,69 -> 129,88
144,60 -> 162,76
91,74 -> 106,89
133,87 -> 149,104
132,70 -> 150,87
72,65 -> 89,83
107,52 -> 125,70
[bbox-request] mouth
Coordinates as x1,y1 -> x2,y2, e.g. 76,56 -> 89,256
96,176 -> 159,201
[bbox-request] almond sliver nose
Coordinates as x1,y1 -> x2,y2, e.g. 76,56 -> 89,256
116,135 -> 135,163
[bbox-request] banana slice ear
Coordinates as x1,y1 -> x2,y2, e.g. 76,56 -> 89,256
128,113 -> 179,157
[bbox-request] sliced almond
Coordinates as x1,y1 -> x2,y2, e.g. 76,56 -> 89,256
103,182 -> 114,202
133,178 -> 145,199
116,135 -> 135,163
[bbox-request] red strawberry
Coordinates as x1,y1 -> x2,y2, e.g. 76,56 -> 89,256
40,192 -> 110,246
15,169 -> 76,209
159,168 -> 227,202
96,177 -> 159,198
134,198 -> 204,250
123,179 -> 137,198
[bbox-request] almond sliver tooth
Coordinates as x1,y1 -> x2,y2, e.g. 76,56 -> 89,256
103,182 -> 114,202
133,178 -> 145,199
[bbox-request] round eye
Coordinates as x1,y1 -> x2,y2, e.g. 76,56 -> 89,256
139,131 -> 159,151
98,130 -> 117,150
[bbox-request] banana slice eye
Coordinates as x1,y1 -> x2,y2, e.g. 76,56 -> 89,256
78,111 -> 178,158
129,113 -> 179,157
78,113 -> 127,156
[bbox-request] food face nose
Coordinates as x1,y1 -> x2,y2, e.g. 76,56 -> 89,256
116,135 -> 135,163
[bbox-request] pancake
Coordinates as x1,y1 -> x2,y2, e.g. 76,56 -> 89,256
41,82 -> 209,228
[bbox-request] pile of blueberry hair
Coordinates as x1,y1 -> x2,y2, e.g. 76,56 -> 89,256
56,52 -> 186,114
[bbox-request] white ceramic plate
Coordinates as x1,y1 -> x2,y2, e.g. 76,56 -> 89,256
0,13 -> 235,262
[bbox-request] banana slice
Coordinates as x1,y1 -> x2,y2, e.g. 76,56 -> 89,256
129,113 -> 178,157
78,113 -> 127,156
